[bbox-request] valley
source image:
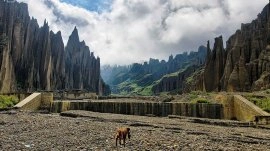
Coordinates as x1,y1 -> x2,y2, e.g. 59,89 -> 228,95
1,0 -> 270,150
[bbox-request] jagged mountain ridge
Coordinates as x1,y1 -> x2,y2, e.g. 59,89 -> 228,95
154,1 -> 270,94
202,2 -> 270,92
101,46 -> 207,95
0,0 -> 110,95
4,0 -> 269,95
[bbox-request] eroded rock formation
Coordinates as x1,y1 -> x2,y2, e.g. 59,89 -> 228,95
0,0 -> 110,95
203,2 -> 270,92
65,27 -> 100,92
204,37 -> 226,92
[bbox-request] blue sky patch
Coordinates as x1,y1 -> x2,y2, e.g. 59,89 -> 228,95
60,0 -> 112,13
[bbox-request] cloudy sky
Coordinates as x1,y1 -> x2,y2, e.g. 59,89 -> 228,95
17,0 -> 268,65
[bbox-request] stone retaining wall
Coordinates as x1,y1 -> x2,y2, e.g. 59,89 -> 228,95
216,94 -> 270,122
14,93 -> 42,110
255,116 -> 270,125
234,95 -> 270,122
15,92 -> 270,123
51,101 -> 223,119
14,92 -> 53,111
53,92 -> 97,100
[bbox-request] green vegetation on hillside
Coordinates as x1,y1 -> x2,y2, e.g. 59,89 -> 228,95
0,95 -> 19,108
116,68 -> 187,96
117,80 -> 154,96
140,85 -> 154,96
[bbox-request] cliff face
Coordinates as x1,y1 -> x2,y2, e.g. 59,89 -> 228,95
152,65 -> 202,94
150,46 -> 207,94
0,1 -> 33,92
203,2 -> 270,92
0,1 -> 109,95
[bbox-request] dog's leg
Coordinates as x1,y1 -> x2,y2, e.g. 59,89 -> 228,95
123,134 -> 127,147
119,138 -> 122,145
116,137 -> 118,146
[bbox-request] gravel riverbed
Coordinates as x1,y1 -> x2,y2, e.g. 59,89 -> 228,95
0,110 -> 270,150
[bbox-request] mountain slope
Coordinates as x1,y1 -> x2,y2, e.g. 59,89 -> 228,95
102,46 -> 207,95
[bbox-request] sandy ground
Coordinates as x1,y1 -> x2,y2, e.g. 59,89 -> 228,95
0,110 -> 270,151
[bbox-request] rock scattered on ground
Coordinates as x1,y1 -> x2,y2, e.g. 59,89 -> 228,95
0,110 -> 270,150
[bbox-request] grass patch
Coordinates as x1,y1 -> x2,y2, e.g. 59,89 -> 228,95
245,95 -> 270,113
188,91 -> 207,100
188,93 -> 198,100
140,85 -> 153,96
163,71 -> 179,78
0,95 -> 19,108
188,91 -> 211,104
117,79 -> 157,96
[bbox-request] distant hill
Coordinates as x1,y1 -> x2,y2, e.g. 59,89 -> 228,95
101,46 -> 207,95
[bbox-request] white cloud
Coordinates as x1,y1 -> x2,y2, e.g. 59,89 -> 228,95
18,0 -> 269,65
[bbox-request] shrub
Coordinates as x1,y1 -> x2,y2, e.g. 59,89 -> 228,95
188,93 -> 198,100
191,98 -> 210,104
196,99 -> 210,104
0,95 -> 19,108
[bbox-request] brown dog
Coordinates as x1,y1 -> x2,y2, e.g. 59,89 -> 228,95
115,127 -> 131,147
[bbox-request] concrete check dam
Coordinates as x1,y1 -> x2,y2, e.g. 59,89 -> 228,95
13,92 -> 270,124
